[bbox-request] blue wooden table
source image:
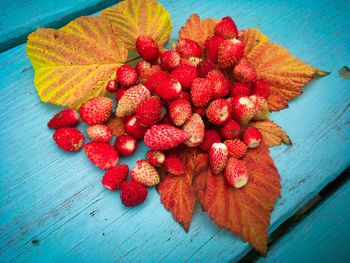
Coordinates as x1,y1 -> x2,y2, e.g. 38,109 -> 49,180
0,0 -> 349,262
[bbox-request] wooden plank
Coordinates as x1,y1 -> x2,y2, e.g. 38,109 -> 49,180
0,0 -> 349,262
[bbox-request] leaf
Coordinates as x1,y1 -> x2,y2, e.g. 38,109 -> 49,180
158,148 -> 208,231
251,120 -> 291,147
105,115 -> 125,136
179,14 -> 218,47
101,0 -> 172,49
26,16 -> 127,109
194,144 -> 281,254
240,28 -> 328,111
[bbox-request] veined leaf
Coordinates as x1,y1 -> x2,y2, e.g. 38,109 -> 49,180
251,120 -> 291,147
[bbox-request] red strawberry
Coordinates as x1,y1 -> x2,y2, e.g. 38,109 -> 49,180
178,90 -> 191,101
135,60 -> 151,75
114,134 -> 137,156
176,38 -> 202,58
199,129 -> 222,152
207,69 -> 229,99
243,127 -> 262,148
215,16 -> 238,39
138,64 -> 162,84
219,119 -> 241,139
116,87 -> 127,102
84,142 -> 119,170
180,57 -> 202,67
229,82 -> 251,97
116,84 -> 151,117
250,95 -> 269,120
101,164 -> 129,191
154,78 -> 182,101
183,113 -> 205,147
196,60 -> 216,77
217,38 -> 244,68
209,142 -> 228,174
130,160 -> 160,187
87,124 -> 113,143
106,79 -> 118,93
251,79 -> 270,98
48,109 -> 79,129
79,96 -> 113,125
117,65 -> 138,87
144,124 -> 190,150
233,57 -> 257,83
165,155 -> 185,176
206,99 -> 232,126
190,78 -> 213,107
160,50 -> 181,71
120,180 -> 148,207
232,96 -> 256,124
53,127 -> 84,152
146,150 -> 165,167
144,71 -> 169,92
170,64 -> 197,90
225,158 -> 248,188
169,98 -> 192,126
136,35 -> 160,62
224,139 -> 247,159
124,116 -> 147,140
204,35 -> 225,63
135,97 -> 162,126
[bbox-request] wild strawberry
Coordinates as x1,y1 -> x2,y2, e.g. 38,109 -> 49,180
193,106 -> 206,117
124,116 -> 147,140
243,127 -> 262,148
160,50 -> 181,71
178,90 -> 191,101
130,160 -> 160,187
117,65 -> 138,87
176,38 -> 202,58
183,56 -> 202,67
135,97 -> 162,126
48,109 -> 79,129
144,124 -> 190,150
250,95 -> 269,120
224,139 -> 247,159
154,78 -> 182,100
207,70 -> 229,99
170,64 -> 197,90
138,64 -> 162,84
120,180 -> 148,206
231,96 -> 256,124
217,38 -> 244,68
53,127 -> 84,152
215,16 -> 238,39
165,155 -> 185,176
190,78 -> 213,107
114,134 -> 137,156
196,60 -> 216,77
116,87 -> 127,102
136,35 -> 160,62
87,124 -> 113,143
106,79 -> 118,93
206,99 -> 232,126
183,113 -> 205,147
209,142 -> 228,174
145,71 -> 169,92
116,84 -> 151,117
229,82 -> 251,97
101,164 -> 129,191
224,158 -> 248,188
204,35 -> 225,63
219,119 -> 241,139
251,79 -> 270,98
84,142 -> 119,170
169,98 -> 192,126
146,150 -> 165,167
79,96 -> 113,125
233,57 -> 257,83
199,129 -> 222,152
135,60 -> 151,75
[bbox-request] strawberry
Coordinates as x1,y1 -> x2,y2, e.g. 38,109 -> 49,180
154,78 -> 182,101
135,97 -> 162,126
120,180 -> 148,207
114,134 -> 137,156
209,142 -> 228,174
124,115 -> 147,140
164,155 -> 185,176
233,57 -> 257,83
48,109 -> 79,129
144,124 -> 189,150
215,16 -> 238,39
53,127 -> 84,152
231,96 -> 256,124
199,129 -> 222,152
130,160 -> 160,187
135,60 -> 151,75
224,139 -> 247,159
84,142 -> 119,170
117,65 -> 138,87
87,124 -> 113,143
229,82 -> 251,97
183,113 -> 205,147
217,38 -> 244,68
204,35 -> 225,63
146,150 -> 165,167
190,78 -> 213,107
193,106 -> 207,117
206,99 -> 232,126
116,84 -> 151,117
176,38 -> 202,58
169,98 -> 192,126
160,50 -> 181,71
136,35 -> 160,62
184,56 -> 202,67
178,90 -> 191,101
138,64 -> 162,84
196,60 -> 216,77
251,79 -> 270,98
224,158 -> 248,188
250,95 -> 269,120
101,164 -> 129,191
243,127 -> 262,148
207,69 -> 229,99
79,96 -> 113,125
115,87 -> 127,102
219,119 -> 241,139
144,71 -> 169,92
170,64 -> 197,90
106,79 -> 118,93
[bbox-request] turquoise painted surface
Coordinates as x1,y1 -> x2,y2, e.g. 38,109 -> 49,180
0,0 -> 350,262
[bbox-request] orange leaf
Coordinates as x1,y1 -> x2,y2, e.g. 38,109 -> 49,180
105,115 -> 125,136
241,28 -> 328,111
194,144 -> 281,254
179,14 -> 218,47
251,120 -> 291,147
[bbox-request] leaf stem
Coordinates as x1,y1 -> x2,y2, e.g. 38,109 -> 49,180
125,56 -> 141,64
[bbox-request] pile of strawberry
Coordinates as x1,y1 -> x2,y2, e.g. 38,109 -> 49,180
48,16 -> 269,207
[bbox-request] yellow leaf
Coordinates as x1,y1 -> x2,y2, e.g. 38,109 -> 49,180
26,16 -> 128,109
251,120 -> 291,147
101,0 -> 172,49
241,28 -> 328,111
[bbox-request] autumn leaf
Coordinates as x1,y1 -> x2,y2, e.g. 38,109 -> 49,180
241,28 -> 328,111
26,16 -> 127,109
251,120 -> 291,147
179,14 -> 218,47
194,144 -> 281,254
101,0 -> 172,49
106,115 -> 125,136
